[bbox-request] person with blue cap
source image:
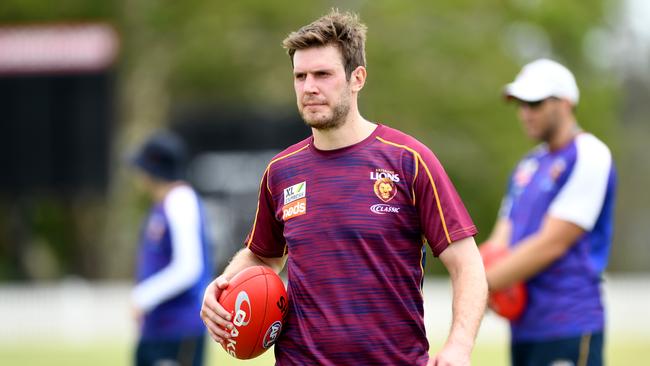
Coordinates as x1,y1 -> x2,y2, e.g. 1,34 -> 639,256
129,131 -> 213,366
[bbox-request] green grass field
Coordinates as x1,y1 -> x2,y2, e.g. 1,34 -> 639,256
0,336 -> 648,365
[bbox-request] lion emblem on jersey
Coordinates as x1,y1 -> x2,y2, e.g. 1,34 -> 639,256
373,177 -> 397,202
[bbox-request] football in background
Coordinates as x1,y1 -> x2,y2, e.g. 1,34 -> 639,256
218,266 -> 289,359
479,242 -> 527,321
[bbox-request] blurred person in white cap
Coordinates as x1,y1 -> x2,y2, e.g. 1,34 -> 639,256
130,130 -> 213,366
481,58 -> 616,366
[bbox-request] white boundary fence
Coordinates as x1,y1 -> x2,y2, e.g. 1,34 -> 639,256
0,274 -> 648,345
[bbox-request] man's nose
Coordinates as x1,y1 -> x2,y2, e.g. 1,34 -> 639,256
303,75 -> 318,93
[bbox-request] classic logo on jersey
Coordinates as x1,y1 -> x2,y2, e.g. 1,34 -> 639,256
282,181 -> 307,221
514,159 -> 538,188
262,321 -> 283,348
370,203 -> 401,215
370,168 -> 399,202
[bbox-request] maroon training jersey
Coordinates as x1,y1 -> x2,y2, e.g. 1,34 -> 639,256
246,124 -> 477,365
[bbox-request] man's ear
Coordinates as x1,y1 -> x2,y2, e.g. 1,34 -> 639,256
350,66 -> 366,92
559,98 -> 576,115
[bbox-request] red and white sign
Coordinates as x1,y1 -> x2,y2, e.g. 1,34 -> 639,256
0,23 -> 119,75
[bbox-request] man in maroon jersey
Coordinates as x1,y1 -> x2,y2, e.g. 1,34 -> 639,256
200,9 -> 487,365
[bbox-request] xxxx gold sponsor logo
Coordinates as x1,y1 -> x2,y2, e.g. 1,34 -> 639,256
282,198 -> 306,220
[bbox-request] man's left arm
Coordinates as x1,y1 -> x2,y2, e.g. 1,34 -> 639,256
132,187 -> 205,313
431,236 -> 488,366
486,216 -> 584,291
488,135 -> 613,291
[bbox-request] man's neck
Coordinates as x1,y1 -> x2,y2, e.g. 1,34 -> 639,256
312,113 -> 377,150
152,181 -> 183,202
548,118 -> 580,151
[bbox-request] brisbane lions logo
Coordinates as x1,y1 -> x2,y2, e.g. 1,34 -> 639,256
373,177 -> 397,202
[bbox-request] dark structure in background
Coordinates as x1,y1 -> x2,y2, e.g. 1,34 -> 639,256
172,107 -> 309,272
0,24 -> 118,279
0,73 -> 113,195
0,23 -> 118,195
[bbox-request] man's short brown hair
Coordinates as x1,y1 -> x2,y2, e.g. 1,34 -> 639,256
282,9 -> 367,80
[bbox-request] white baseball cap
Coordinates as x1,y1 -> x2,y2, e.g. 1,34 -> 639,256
504,58 -> 579,105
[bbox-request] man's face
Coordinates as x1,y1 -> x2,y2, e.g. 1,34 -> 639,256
292,45 -> 352,130
516,98 -> 563,142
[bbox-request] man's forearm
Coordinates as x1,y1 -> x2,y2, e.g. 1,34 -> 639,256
221,247 -> 286,280
487,216 -> 584,291
440,237 -> 488,351
447,262 -> 488,351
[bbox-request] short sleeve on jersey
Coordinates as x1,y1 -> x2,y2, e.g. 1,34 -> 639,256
245,169 -> 286,258
549,134 -> 612,231
408,143 -> 477,256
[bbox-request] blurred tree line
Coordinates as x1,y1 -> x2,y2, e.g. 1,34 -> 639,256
1,0 -> 644,280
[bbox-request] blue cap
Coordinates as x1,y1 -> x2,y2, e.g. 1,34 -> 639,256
130,131 -> 188,181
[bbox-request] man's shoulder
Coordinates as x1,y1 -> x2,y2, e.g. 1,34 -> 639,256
575,133 -> 612,158
519,143 -> 550,162
375,124 -> 432,155
269,136 -> 312,164
163,185 -> 200,217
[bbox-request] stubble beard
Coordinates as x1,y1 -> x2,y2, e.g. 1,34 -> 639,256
300,91 -> 351,131
539,109 -> 562,143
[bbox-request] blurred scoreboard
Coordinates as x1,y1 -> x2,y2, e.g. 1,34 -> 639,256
0,23 -> 118,195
